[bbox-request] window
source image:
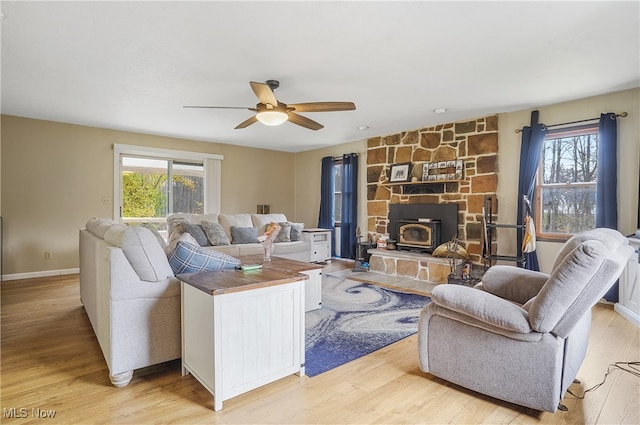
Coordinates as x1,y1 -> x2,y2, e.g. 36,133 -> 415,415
121,156 -> 204,228
114,144 -> 223,230
535,125 -> 598,240
333,160 -> 343,225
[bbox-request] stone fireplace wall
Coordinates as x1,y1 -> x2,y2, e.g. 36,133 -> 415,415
366,115 -> 499,264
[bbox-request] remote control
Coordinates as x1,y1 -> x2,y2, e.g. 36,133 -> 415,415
240,264 -> 262,271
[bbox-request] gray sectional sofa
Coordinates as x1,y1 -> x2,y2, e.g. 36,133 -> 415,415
166,212 -> 312,262
80,218 -> 181,387
79,213 -> 312,386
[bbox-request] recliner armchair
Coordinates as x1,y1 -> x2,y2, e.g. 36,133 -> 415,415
418,228 -> 633,412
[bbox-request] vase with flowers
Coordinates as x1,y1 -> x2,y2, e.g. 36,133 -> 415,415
258,223 -> 281,262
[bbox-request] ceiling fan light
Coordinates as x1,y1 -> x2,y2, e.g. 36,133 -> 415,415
256,110 -> 288,126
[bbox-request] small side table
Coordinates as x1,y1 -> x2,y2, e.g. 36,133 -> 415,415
179,268 -> 307,411
303,228 -> 332,263
238,255 -> 323,311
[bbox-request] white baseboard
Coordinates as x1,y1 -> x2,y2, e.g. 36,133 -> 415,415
1,268 -> 79,282
614,303 -> 640,328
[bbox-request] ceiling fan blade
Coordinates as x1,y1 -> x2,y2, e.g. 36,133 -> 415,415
249,81 -> 278,107
183,105 -> 252,110
288,102 -> 356,112
235,115 -> 258,129
288,112 -> 324,130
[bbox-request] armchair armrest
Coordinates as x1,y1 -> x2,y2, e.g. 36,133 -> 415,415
431,285 -> 532,334
479,265 -> 549,305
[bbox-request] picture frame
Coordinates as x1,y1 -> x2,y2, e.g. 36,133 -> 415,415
389,163 -> 412,182
422,165 -> 430,182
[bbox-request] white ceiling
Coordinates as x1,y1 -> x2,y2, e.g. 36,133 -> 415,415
2,1 -> 639,153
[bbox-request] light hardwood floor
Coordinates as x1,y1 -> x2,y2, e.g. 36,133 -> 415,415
1,262 -> 639,424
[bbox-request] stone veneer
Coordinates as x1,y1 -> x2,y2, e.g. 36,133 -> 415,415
367,248 -> 462,284
366,115 -> 499,267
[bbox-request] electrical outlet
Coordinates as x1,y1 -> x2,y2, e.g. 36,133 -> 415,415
102,197 -> 111,205
44,251 -> 52,260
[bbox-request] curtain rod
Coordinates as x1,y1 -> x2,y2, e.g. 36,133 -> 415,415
331,153 -> 359,159
515,112 -> 628,134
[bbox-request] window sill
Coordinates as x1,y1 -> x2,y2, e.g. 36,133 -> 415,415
536,235 -> 571,243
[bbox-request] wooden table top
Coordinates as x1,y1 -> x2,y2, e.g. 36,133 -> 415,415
178,256 -> 322,296
237,255 -> 324,274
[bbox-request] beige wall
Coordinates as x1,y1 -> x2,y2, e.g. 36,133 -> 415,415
3,88 -> 638,277
293,140 -> 367,230
293,140 -> 368,257
1,116 -> 295,276
496,88 -> 639,273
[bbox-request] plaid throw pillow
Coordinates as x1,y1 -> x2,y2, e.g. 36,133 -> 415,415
168,241 -> 240,274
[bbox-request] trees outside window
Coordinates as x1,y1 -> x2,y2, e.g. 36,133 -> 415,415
536,125 -> 598,240
333,161 -> 343,225
121,156 -> 204,230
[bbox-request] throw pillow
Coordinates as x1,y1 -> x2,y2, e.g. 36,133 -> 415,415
165,231 -> 200,255
288,222 -> 305,241
166,214 -> 190,235
274,222 -> 291,243
230,226 -> 259,244
180,222 -> 211,246
201,220 -> 230,246
168,241 -> 241,274
86,217 -> 117,239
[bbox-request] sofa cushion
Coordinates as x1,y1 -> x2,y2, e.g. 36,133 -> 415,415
205,244 -> 241,256
190,213 -> 219,225
272,240 -> 309,254
218,214 -> 253,240
168,241 -> 240,274
201,221 -> 230,245
288,222 -> 305,241
104,225 -> 174,282
180,223 -> 210,246
252,213 -> 288,235
230,226 -> 259,244
141,223 -> 167,248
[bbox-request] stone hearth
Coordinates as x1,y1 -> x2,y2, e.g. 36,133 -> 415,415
367,248 -> 463,284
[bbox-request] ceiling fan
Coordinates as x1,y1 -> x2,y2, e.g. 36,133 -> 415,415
184,80 -> 356,130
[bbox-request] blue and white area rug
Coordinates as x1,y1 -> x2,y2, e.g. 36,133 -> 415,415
305,277 -> 431,377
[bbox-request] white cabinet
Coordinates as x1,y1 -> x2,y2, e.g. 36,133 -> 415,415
615,237 -> 640,327
303,229 -> 332,263
302,268 -> 322,311
181,276 -> 305,411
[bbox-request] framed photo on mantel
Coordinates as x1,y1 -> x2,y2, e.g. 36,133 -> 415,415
389,163 -> 412,182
